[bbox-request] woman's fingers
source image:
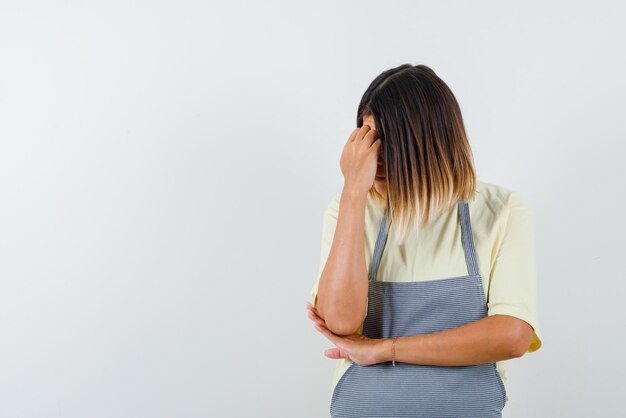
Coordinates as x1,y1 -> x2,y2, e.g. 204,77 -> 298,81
362,128 -> 379,148
347,127 -> 359,143
307,309 -> 325,326
314,321 -> 344,347
354,124 -> 372,143
324,347 -> 346,359
306,302 -> 322,319
307,301 -> 349,354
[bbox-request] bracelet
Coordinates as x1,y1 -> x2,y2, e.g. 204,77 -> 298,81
391,336 -> 398,367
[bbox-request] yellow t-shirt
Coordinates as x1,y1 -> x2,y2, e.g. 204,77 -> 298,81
309,179 -> 543,403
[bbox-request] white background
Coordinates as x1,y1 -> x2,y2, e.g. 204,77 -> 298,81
1,1 -> 624,417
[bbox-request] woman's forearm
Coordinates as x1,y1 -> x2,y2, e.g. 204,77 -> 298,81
377,314 -> 534,366
316,185 -> 369,336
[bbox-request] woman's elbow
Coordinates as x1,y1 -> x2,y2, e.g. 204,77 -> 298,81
508,320 -> 535,358
325,318 -> 362,336
317,302 -> 364,336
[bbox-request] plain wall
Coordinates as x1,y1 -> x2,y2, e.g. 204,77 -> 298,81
1,1 -> 624,417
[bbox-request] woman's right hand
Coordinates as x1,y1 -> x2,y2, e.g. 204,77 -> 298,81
339,125 -> 382,196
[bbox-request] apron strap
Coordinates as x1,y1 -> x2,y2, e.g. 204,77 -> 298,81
368,206 -> 390,282
459,200 -> 481,277
367,200 -> 481,282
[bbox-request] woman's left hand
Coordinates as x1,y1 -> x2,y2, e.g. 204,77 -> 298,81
306,301 -> 388,366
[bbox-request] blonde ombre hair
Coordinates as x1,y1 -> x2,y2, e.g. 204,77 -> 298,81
358,64 -> 478,244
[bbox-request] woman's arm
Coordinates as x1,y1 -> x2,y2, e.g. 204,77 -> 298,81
315,124 -> 381,336
315,186 -> 369,336
378,314 -> 535,365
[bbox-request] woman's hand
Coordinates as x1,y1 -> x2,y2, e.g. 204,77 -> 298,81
339,125 -> 382,196
306,301 -> 388,366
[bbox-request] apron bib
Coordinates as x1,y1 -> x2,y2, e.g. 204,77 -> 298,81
330,200 -> 507,417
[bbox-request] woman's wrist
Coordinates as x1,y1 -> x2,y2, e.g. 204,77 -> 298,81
342,182 -> 369,201
377,337 -> 399,364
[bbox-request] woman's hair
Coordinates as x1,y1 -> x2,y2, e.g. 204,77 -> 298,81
357,64 -> 477,244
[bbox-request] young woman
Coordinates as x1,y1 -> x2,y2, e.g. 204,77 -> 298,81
306,64 -> 542,417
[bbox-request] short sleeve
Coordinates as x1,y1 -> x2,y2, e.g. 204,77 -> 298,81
487,191 -> 543,353
309,194 -> 340,308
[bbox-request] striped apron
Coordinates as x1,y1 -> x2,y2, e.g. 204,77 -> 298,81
330,200 -> 507,417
